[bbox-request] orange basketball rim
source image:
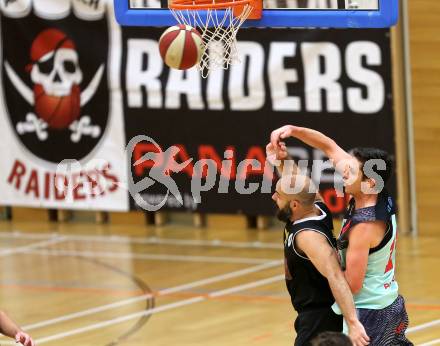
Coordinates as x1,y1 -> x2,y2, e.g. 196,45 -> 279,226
169,0 -> 262,19
168,0 -> 262,77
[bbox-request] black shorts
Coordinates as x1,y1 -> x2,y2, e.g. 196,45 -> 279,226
358,295 -> 413,346
294,307 -> 343,346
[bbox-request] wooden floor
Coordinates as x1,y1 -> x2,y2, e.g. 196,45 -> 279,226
0,219 -> 439,346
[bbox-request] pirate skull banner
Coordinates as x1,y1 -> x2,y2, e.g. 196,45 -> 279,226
0,0 -> 129,211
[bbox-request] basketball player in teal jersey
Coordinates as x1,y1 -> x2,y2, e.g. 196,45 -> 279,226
270,125 -> 412,345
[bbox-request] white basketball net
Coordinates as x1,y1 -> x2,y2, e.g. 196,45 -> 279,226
170,3 -> 253,78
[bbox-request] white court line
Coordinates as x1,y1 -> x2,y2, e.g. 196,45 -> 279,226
25,248 -> 275,264
29,274 -> 285,345
0,231 -> 282,249
418,339 -> 440,346
5,260 -> 282,333
408,319 -> 440,333
210,275 -> 283,298
0,232 -> 52,240
0,237 -> 67,257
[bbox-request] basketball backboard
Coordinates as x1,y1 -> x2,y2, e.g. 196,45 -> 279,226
115,0 -> 398,28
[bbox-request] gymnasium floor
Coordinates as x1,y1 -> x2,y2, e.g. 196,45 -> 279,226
0,218 -> 438,346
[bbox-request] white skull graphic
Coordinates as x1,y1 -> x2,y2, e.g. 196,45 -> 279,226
30,48 -> 83,97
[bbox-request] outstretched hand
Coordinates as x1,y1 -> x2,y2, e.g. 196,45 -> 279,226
270,125 -> 295,149
265,142 -> 288,166
15,331 -> 35,346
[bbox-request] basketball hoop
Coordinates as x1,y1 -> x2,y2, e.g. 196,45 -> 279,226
169,0 -> 261,77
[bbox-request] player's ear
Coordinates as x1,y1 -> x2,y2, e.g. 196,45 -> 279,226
290,200 -> 299,210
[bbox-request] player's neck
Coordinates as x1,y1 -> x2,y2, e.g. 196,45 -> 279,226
353,193 -> 378,209
292,205 -> 320,222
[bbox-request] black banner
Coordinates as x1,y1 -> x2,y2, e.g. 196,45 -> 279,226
122,28 -> 394,215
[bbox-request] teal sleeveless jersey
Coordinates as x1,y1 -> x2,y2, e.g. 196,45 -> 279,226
333,193 -> 399,314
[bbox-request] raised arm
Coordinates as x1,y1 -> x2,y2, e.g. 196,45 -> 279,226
270,125 -> 353,172
295,231 -> 370,346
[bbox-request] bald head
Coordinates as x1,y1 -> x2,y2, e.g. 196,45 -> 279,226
277,174 -> 317,206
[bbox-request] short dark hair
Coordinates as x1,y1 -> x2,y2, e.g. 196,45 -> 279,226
352,147 -> 393,185
311,332 -> 353,346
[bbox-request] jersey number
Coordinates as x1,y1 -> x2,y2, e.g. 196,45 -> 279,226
384,239 -> 396,273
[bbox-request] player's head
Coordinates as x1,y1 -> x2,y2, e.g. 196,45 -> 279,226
272,175 -> 316,223
343,147 -> 393,196
311,331 -> 353,346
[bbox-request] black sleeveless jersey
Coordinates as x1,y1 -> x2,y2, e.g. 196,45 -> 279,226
283,201 -> 337,313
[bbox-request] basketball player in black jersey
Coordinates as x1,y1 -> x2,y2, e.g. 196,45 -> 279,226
266,143 -> 369,346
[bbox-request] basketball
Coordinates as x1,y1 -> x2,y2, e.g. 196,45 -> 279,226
34,84 -> 80,129
158,24 -> 204,70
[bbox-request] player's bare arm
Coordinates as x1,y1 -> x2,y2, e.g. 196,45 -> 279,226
295,231 -> 370,346
270,125 -> 353,173
0,310 -> 35,346
265,142 -> 323,202
344,222 -> 385,294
